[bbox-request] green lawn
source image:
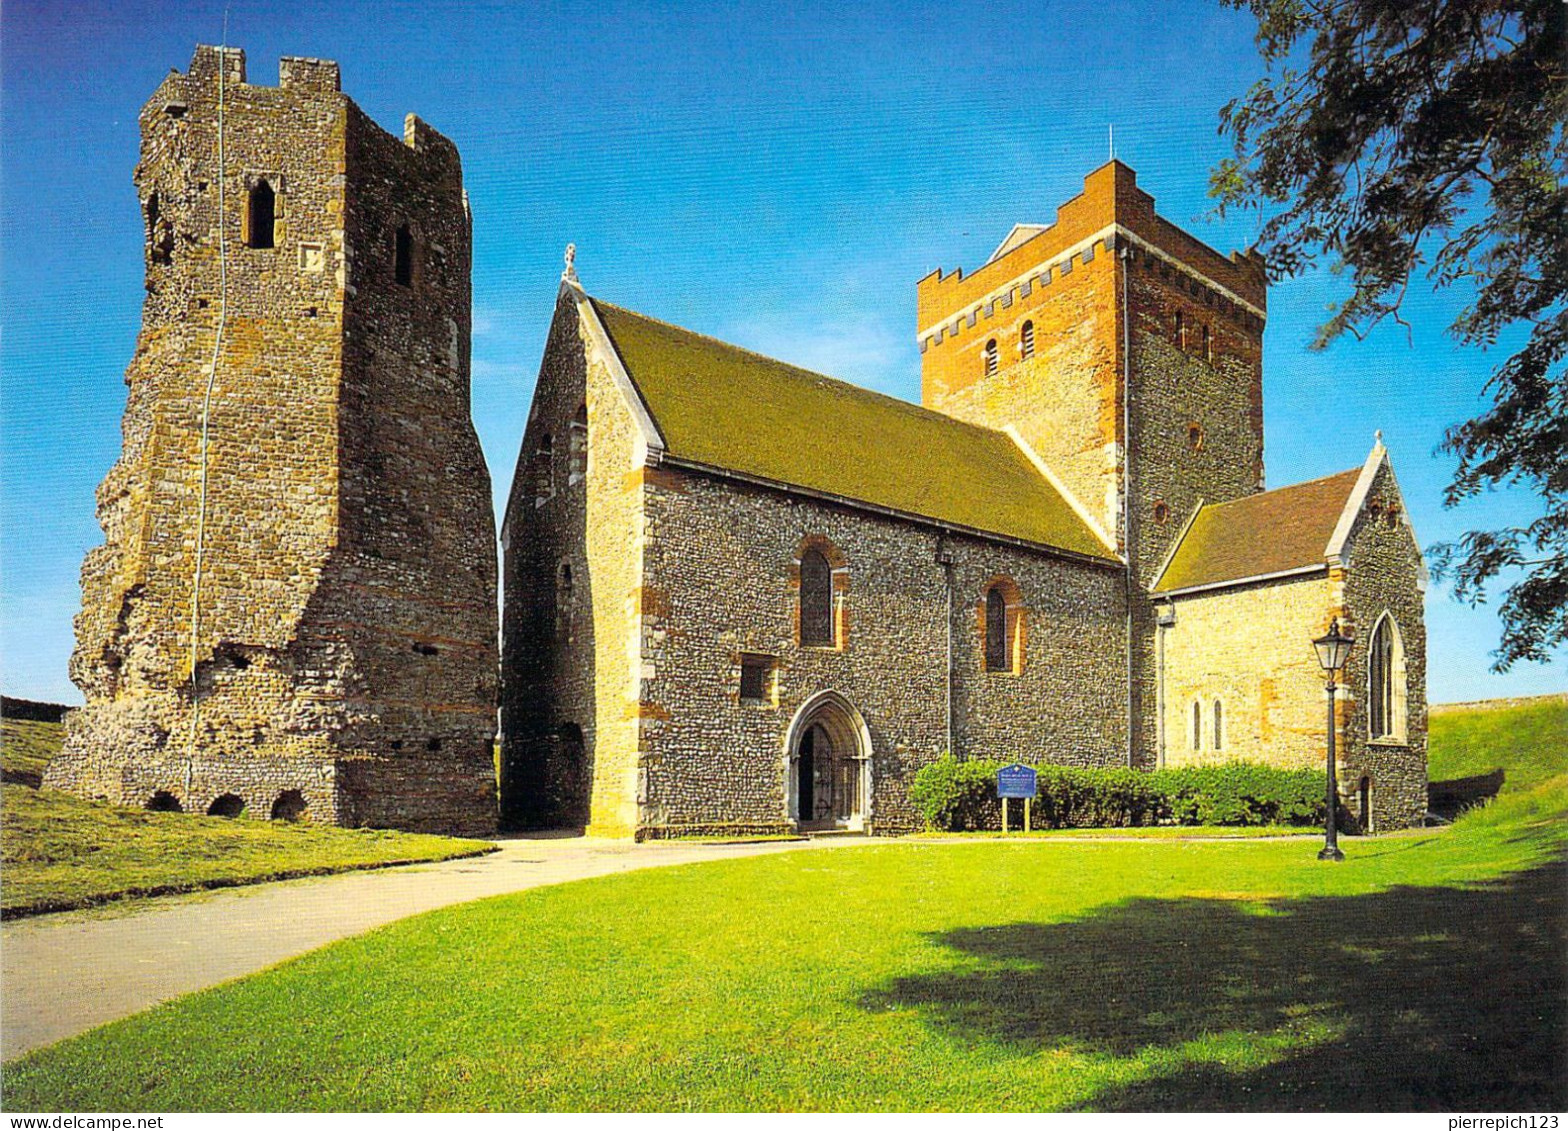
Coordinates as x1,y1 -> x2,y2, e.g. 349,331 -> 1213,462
5,700 -> 1564,1110
7,775 -> 1565,1109
1,719 -> 496,917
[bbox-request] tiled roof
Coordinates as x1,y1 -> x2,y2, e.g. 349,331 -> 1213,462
590,298 -> 1116,560
1154,468 -> 1363,593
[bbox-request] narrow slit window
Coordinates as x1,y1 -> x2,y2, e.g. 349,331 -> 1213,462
246,180 -> 276,249
984,587 -> 1009,672
533,434 -> 555,504
568,404 -> 588,482
1212,700 -> 1224,751
1175,310 -> 1185,350
1191,701 -> 1202,751
395,225 -> 414,287
1201,323 -> 1211,362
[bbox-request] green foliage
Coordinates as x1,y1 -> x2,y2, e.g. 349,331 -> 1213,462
0,719 -> 494,917
910,756 -> 1323,831
1151,764 -> 1323,828
1214,0 -> 1568,670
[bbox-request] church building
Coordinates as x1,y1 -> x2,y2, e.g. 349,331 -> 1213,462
501,162 -> 1429,838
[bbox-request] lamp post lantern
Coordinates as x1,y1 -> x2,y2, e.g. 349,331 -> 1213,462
1312,618 -> 1354,862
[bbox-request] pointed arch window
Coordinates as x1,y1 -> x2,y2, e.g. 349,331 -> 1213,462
245,179 -> 276,249
1368,613 -> 1407,741
1212,700 -> 1224,751
1191,700 -> 1202,751
984,338 -> 999,377
1020,320 -> 1035,359
799,548 -> 834,647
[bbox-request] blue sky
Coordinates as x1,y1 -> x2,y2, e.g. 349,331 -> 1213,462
1,0 -> 1560,704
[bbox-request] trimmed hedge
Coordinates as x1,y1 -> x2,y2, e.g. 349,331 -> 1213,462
910,755 -> 1326,831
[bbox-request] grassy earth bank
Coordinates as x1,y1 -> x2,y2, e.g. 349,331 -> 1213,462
1,718 -> 495,918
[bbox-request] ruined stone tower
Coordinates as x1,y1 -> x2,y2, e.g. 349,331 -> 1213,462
45,46 -> 499,835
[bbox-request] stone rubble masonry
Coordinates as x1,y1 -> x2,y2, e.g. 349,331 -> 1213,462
45,46 -> 499,837
502,288 -> 1130,840
1158,459 -> 1428,832
500,293 -> 644,837
503,159 -> 1428,834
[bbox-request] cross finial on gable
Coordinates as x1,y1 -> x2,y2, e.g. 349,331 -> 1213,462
563,243 -> 578,283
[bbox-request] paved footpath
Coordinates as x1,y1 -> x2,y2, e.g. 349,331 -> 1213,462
2,834 -> 869,1062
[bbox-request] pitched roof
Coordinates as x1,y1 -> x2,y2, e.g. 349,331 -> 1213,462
589,297 -> 1116,560
1154,468 -> 1363,594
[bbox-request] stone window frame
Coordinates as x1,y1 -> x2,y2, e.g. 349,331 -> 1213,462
1190,699 -> 1203,752
393,221 -> 421,288
1019,320 -> 1035,360
1175,309 -> 1186,351
737,653 -> 778,708
1212,699 -> 1224,751
1187,422 -> 1206,453
1152,499 -> 1171,526
983,338 -> 999,377
1201,323 -> 1212,363
567,404 -> 588,485
532,433 -> 556,507
978,574 -> 1025,675
241,172 -> 284,250
791,534 -> 850,651
1367,610 -> 1408,744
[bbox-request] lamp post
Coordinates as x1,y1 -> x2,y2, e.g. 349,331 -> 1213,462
1312,618 -> 1355,862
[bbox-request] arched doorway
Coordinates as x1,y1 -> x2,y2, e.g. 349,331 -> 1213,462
786,692 -> 871,832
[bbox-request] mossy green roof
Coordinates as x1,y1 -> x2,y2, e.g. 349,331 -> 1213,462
591,298 -> 1114,560
1154,468 -> 1362,593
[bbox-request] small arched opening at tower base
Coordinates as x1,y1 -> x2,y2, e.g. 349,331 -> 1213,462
146,790 -> 182,813
271,789 -> 307,821
784,691 -> 872,832
207,793 -> 245,818
244,179 -> 276,249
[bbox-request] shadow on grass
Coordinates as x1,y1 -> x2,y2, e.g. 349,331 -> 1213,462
1429,769 -> 1506,820
863,856 -> 1567,1111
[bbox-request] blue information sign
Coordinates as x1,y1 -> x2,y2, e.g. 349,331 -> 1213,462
996,763 -> 1037,799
